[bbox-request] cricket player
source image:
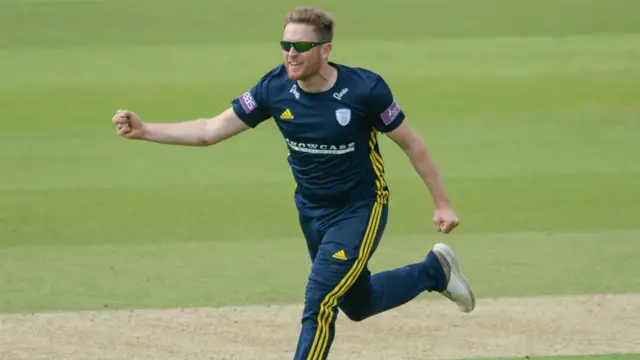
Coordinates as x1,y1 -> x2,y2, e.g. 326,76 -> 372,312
111,6 -> 475,360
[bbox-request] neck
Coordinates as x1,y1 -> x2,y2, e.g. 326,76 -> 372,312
297,62 -> 337,93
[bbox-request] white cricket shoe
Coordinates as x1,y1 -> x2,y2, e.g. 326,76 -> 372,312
431,243 -> 476,313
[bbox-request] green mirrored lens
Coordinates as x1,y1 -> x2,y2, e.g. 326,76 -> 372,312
280,41 -> 292,51
293,42 -> 313,52
281,41 -> 317,52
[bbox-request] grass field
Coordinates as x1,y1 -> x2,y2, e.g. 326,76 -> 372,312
1,0 -> 639,359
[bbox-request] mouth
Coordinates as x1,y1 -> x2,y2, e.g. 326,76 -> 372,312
288,61 -> 302,71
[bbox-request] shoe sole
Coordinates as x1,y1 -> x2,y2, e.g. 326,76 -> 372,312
433,243 -> 476,313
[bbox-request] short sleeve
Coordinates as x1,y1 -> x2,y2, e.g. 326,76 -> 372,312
231,74 -> 272,128
367,75 -> 405,133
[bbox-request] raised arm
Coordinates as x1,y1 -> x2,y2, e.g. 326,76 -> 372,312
111,107 -> 250,146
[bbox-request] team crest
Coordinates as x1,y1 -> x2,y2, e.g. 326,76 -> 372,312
335,108 -> 351,126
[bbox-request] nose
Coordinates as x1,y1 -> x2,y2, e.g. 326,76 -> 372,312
288,47 -> 298,56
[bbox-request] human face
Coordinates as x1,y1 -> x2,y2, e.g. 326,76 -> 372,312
282,23 -> 331,81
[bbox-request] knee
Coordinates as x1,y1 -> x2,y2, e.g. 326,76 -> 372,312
339,305 -> 368,322
302,280 -> 337,320
345,312 -> 367,322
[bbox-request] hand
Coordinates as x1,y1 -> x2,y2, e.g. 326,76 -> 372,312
433,205 -> 460,234
112,109 -> 145,139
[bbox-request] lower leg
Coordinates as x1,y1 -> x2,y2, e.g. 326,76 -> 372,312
293,251 -> 358,359
293,299 -> 338,360
340,250 -> 447,321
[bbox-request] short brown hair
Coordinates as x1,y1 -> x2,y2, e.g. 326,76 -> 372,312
284,7 -> 334,42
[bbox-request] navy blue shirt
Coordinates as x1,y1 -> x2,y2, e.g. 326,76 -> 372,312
231,62 -> 405,207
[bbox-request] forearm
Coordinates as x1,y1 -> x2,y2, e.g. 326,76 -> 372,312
143,119 -> 212,146
404,141 -> 451,207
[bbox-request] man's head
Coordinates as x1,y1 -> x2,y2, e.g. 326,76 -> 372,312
281,7 -> 334,81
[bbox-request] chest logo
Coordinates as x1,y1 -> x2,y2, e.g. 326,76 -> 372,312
290,85 -> 300,100
333,88 -> 349,100
335,108 -> 351,126
280,108 -> 294,120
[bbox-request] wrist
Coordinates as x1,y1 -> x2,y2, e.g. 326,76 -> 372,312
425,183 -> 450,208
432,195 -> 451,208
138,124 -> 150,141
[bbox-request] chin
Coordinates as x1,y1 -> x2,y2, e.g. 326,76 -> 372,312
287,72 -> 301,80
285,63 -> 313,80
286,69 -> 306,81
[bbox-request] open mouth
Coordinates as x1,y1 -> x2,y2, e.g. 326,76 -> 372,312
288,61 -> 302,70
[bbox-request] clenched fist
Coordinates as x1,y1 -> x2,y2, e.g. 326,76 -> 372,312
433,205 -> 460,234
112,109 -> 145,139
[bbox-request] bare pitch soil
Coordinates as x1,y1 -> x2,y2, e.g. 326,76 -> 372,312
1,293 -> 639,360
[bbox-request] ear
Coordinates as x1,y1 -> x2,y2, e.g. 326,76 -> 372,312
322,43 -> 333,60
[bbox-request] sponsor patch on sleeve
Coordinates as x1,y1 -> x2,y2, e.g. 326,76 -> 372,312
239,91 -> 257,113
380,99 -> 401,125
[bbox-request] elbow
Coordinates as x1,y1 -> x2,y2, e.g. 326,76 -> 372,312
196,136 -> 217,146
198,121 -> 219,146
400,139 -> 418,156
404,141 -> 428,161
198,117 -> 226,146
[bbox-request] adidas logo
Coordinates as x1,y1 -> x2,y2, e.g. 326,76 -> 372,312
332,250 -> 347,261
280,109 -> 294,120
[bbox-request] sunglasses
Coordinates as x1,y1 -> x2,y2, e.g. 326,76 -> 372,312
280,41 -> 328,53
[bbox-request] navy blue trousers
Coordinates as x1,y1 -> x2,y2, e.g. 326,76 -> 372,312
292,195 -> 447,360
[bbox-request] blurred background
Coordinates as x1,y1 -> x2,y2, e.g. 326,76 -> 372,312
0,0 -> 638,313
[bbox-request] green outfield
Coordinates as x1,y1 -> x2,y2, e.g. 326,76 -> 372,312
1,0 -> 639,359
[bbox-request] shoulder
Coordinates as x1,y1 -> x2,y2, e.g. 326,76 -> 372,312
335,63 -> 404,131
334,63 -> 387,90
255,64 -> 290,89
334,63 -> 394,106
232,64 -> 290,127
244,64 -> 293,107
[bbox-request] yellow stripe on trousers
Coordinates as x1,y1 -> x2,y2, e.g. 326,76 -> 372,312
306,201 -> 384,360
